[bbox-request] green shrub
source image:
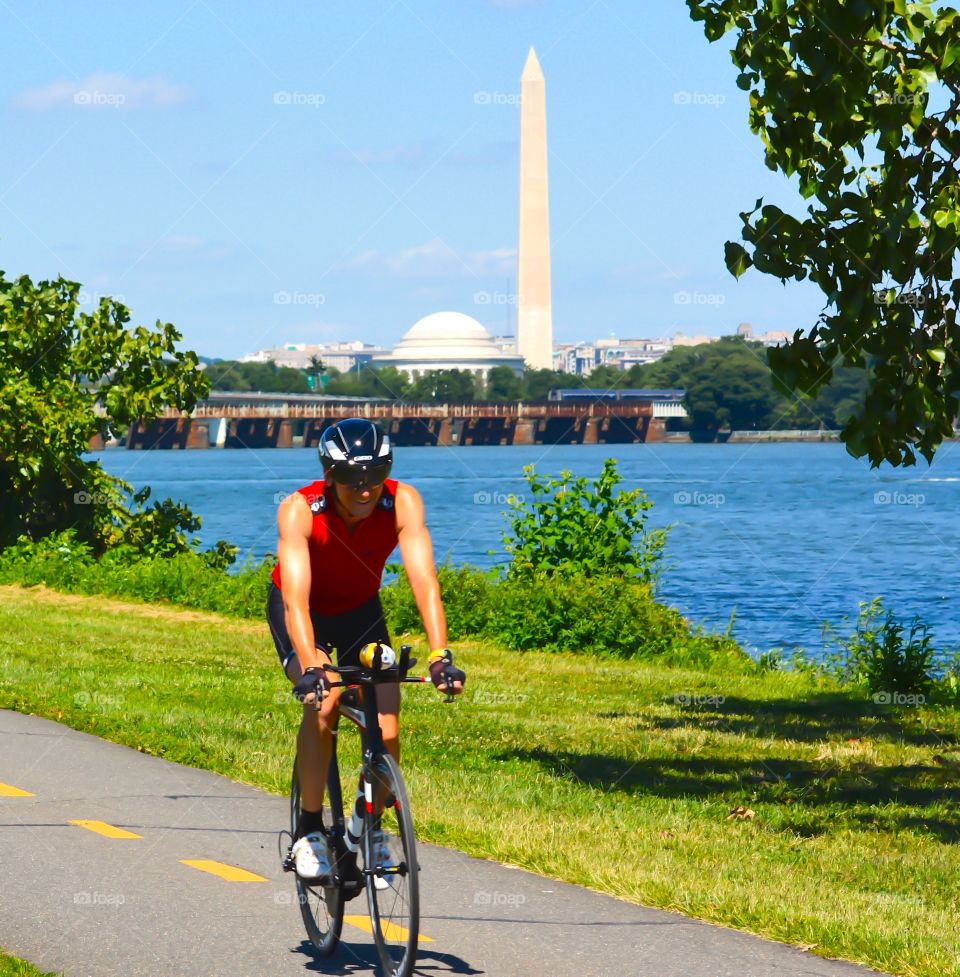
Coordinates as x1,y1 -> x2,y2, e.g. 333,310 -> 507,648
381,562 -> 749,669
0,531 -> 271,620
821,598 -> 936,696
502,459 -> 669,584
382,563 -> 499,640
2,532 -> 748,670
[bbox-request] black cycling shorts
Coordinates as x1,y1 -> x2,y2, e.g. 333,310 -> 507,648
266,581 -> 391,675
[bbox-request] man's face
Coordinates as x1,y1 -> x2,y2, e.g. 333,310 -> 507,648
331,477 -> 385,520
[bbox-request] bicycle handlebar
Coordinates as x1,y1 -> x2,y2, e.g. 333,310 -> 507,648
320,644 -> 462,702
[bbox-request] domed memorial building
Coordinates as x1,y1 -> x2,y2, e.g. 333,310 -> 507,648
371,311 -> 524,382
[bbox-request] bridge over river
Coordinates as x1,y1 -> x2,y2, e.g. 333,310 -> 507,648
92,391 -> 683,450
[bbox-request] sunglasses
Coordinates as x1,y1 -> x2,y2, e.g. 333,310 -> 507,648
329,462 -> 391,489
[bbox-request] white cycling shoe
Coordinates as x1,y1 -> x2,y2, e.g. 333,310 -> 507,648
368,829 -> 395,891
291,832 -> 333,884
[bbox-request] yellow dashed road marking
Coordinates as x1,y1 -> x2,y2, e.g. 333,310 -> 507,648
343,914 -> 433,943
0,782 -> 34,797
180,859 -> 267,882
69,819 -> 142,839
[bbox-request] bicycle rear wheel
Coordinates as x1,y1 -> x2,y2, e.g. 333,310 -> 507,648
363,753 -> 419,977
290,761 -> 344,955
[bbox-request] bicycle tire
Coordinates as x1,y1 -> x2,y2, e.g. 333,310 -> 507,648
363,753 -> 419,977
290,760 -> 344,956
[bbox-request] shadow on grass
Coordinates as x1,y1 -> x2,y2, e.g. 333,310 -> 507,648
496,745 -> 960,842
601,690 -> 960,747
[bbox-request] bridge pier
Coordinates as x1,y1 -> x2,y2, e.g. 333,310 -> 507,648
127,419 -> 191,449
187,421 -> 209,449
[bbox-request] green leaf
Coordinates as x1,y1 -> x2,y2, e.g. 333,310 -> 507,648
724,241 -> 753,278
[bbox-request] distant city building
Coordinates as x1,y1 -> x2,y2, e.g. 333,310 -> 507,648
736,322 -> 790,347
550,325 -> 790,376
371,311 -> 524,381
670,332 -> 718,348
241,341 -> 388,373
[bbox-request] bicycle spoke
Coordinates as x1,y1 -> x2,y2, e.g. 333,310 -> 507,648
364,755 -> 419,977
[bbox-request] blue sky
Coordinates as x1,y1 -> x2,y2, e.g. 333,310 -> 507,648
0,0 -> 826,359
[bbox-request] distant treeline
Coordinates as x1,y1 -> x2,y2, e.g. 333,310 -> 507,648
203,337 -> 867,432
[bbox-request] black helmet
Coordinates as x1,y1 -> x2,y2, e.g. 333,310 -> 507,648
319,418 -> 393,487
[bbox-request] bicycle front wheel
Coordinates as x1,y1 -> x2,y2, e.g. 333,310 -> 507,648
291,762 -> 344,956
363,753 -> 419,977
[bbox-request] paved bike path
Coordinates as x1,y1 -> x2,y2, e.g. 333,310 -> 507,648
0,709 -> 885,977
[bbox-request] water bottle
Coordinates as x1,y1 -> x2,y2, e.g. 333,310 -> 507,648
359,642 -> 396,669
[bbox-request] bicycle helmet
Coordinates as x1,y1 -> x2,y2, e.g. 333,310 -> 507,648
319,418 -> 393,487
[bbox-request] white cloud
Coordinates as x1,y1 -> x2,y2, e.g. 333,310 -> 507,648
353,239 -> 516,278
13,72 -> 192,111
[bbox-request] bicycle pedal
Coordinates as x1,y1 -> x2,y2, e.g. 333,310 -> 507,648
278,830 -> 295,872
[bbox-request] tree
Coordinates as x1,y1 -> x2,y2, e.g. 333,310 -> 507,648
581,364 -> 630,390
687,0 -> 960,466
0,271 -> 210,551
685,344 -> 781,433
202,359 -> 311,394
485,366 -> 523,401
307,354 -> 327,392
521,368 -> 579,401
502,459 -> 668,584
408,369 -> 477,403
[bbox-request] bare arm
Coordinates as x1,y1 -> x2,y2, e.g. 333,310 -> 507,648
395,482 -> 447,652
276,493 -> 328,674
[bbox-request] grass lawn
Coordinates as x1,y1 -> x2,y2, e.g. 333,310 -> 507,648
0,950 -> 59,977
1,583 -> 958,976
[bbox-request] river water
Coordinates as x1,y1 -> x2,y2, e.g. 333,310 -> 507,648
94,442 -> 960,658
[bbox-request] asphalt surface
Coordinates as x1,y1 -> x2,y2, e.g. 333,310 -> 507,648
0,709 -> 887,977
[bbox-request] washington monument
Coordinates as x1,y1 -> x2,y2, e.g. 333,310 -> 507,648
517,47 -> 554,371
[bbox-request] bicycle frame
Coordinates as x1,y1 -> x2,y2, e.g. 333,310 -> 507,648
322,647 -> 427,873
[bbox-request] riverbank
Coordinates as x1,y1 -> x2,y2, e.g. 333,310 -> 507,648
2,583 -> 959,977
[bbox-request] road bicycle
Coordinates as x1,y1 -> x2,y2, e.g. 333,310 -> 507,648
281,643 -> 458,977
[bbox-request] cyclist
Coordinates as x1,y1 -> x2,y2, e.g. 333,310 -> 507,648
267,417 -> 465,883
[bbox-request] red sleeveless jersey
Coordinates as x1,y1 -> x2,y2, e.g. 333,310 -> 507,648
270,478 -> 400,615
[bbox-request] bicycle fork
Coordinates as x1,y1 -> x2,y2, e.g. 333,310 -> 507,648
344,776 -> 365,853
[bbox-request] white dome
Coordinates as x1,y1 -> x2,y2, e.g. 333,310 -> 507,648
404,311 -> 490,340
393,311 -> 503,359
371,309 -> 525,378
